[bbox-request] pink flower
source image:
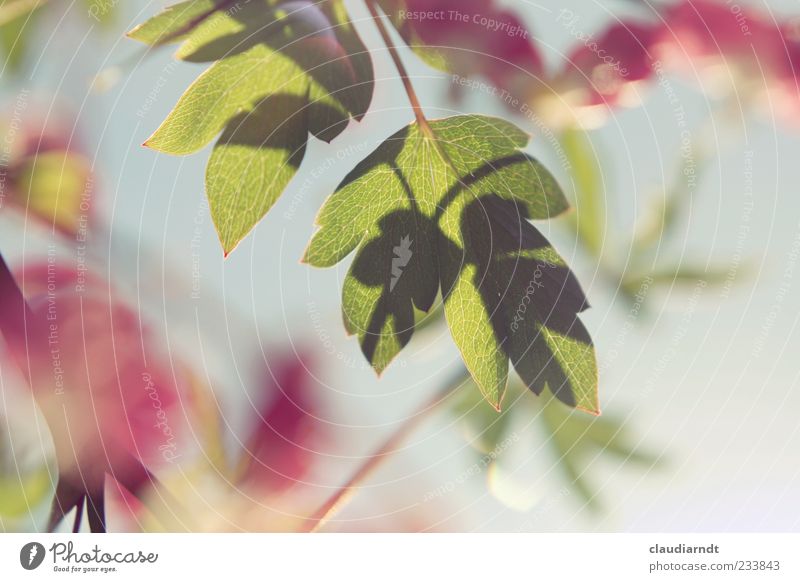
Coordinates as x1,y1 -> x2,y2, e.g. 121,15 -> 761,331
0,257 -> 183,532
557,20 -> 661,107
537,17 -> 663,127
1,109 -> 95,237
381,0 -> 543,93
652,0 -> 800,125
240,349 -> 325,492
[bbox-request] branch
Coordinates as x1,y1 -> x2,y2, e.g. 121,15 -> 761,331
301,367 -> 468,532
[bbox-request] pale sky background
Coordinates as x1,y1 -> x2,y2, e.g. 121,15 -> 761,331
2,0 -> 800,532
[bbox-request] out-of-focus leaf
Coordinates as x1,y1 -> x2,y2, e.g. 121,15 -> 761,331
130,0 -> 375,255
538,396 -> 661,509
0,7 -> 35,74
560,128 -> 606,259
2,0 -> 117,77
305,114 -> 596,412
633,154 -> 709,252
629,264 -> 741,289
0,467 -> 52,518
183,366 -> 228,477
0,0 -> 45,27
454,379 -> 514,454
0,418 -> 54,519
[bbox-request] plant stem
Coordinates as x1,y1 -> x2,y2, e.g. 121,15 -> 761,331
365,0 -> 470,200
300,2 -> 473,533
366,1 -> 430,131
301,367 -> 468,532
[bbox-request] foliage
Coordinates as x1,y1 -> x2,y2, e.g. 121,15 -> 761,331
129,0 -> 374,254
130,0 -> 599,411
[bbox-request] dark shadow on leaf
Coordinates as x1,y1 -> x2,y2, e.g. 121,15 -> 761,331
182,0 -> 371,132
444,195 -> 592,408
333,127 -> 409,195
339,148 -> 593,405
216,93 -> 313,166
347,208 -> 444,367
432,153 -> 540,224
182,1 -> 335,62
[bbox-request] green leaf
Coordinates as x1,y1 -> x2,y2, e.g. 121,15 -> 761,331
305,114 -> 596,411
539,396 -> 661,509
129,0 -> 374,254
1,0 -> 117,76
126,0 -> 223,46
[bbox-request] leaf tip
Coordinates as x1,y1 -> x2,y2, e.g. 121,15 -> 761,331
575,392 -> 601,416
219,236 -> 239,259
577,404 -> 602,417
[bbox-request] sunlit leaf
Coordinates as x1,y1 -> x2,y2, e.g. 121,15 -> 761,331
129,0 -> 374,254
126,0 -> 221,45
305,114 -> 596,411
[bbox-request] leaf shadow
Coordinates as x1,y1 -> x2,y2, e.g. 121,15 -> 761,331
181,0 -> 366,139
452,194 -> 592,408
215,92 -> 312,166
346,151 -> 593,406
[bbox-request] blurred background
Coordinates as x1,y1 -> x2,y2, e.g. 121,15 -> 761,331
1,0 -> 800,532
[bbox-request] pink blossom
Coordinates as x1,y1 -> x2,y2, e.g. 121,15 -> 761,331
0,258 -> 183,532
241,349 -> 325,492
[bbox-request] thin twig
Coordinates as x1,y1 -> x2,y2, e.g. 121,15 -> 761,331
366,1 -> 429,131
301,367 -> 468,532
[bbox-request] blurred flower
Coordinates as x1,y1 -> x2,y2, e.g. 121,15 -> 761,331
0,256 -> 184,532
379,0 -> 543,95
1,109 -> 95,238
652,0 -> 800,125
239,349 -> 325,492
380,1 -> 662,127
115,347 -> 329,532
386,0 -> 800,128
654,0 -> 777,84
538,18 -> 662,128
